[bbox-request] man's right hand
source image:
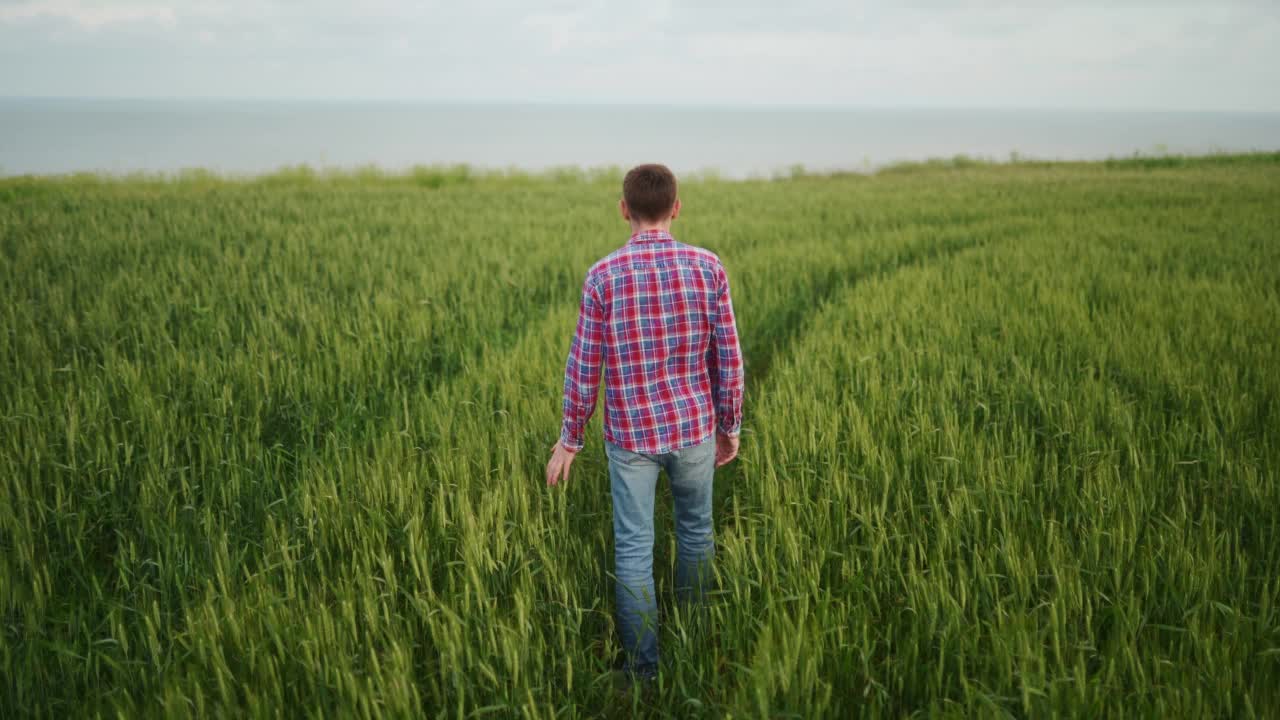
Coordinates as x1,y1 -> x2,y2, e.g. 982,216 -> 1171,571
715,431 -> 739,467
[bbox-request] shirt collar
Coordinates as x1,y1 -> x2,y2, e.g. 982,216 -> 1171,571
627,229 -> 675,245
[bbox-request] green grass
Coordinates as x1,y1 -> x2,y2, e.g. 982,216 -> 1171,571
2,153 -> 1278,718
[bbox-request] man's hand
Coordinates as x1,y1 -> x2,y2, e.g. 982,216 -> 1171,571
715,431 -> 740,467
546,441 -> 578,487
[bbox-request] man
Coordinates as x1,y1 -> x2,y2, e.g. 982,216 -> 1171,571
544,163 -> 745,682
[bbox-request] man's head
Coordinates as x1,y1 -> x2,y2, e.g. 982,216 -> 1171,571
621,163 -> 680,230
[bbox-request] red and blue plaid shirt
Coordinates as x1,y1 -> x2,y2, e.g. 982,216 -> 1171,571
560,229 -> 744,454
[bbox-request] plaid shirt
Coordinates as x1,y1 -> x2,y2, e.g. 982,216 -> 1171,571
560,229 -> 744,454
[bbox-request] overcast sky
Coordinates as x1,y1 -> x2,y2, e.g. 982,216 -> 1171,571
1,0 -> 1277,111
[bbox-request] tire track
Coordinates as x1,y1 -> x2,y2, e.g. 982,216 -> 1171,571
714,216 -> 1041,525
739,216 -> 1042,397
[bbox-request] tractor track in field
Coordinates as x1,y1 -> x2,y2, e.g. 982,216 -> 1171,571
350,212 -> 1042,479
740,217 -> 1042,397
416,212 -> 1038,413
741,234 -> 988,397
715,216 -> 1043,525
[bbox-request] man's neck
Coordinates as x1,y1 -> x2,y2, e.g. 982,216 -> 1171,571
630,224 -> 672,234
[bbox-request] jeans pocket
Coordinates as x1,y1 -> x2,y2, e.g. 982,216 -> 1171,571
674,436 -> 716,469
606,440 -> 648,466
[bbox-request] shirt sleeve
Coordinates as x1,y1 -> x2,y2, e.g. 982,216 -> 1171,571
559,276 -> 605,450
711,261 -> 744,436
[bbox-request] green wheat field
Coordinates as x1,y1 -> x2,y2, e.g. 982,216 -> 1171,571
3,154 -> 1279,718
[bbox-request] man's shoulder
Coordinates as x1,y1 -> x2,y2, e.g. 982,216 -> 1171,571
587,239 -> 722,279
586,248 -> 624,278
671,240 -> 723,268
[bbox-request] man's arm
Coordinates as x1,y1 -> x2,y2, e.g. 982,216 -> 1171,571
712,261 -> 744,438
559,276 -> 605,452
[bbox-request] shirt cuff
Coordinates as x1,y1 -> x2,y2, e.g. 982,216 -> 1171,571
559,426 -> 585,451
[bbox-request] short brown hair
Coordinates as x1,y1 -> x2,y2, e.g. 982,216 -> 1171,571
623,164 -> 678,222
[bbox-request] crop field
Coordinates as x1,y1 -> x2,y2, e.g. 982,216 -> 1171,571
2,154 -> 1279,717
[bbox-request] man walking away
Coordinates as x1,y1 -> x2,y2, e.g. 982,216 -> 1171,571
544,163 -> 745,683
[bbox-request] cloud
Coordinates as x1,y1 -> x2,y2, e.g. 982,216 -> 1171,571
0,0 -> 1277,110
0,0 -> 176,29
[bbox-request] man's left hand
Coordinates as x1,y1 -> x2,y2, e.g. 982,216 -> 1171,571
545,441 -> 578,486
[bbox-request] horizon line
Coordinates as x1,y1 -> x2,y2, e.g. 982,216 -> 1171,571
3,94 -> 1279,116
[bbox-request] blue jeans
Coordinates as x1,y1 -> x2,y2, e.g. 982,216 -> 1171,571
605,435 -> 717,679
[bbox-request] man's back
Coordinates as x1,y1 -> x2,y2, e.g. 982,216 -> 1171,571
559,229 -> 743,455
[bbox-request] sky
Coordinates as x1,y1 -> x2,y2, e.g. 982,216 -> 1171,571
1,0 -> 1278,111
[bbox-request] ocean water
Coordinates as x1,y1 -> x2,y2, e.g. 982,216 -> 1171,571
2,98 -> 1278,178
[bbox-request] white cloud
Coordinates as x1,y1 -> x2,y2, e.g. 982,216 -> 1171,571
0,0 -> 175,29
0,0 -> 1277,110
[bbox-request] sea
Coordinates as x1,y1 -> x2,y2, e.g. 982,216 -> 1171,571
2,98 -> 1279,179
